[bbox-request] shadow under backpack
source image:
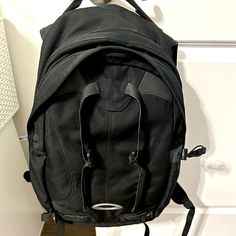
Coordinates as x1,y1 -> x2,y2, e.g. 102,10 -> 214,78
25,0 -> 206,235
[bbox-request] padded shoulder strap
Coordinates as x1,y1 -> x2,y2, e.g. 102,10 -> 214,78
172,182 -> 195,236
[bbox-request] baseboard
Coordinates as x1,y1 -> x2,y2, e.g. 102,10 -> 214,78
38,222 -> 44,236
163,207 -> 236,214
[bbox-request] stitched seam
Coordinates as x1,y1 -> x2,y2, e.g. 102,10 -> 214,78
133,163 -> 145,211
29,150 -> 47,197
89,29 -> 162,50
48,110 -> 75,201
38,53 -> 78,90
44,30 -> 176,79
142,93 -> 171,102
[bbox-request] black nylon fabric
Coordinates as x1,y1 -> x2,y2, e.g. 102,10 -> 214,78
37,4 -> 178,84
29,56 -> 182,224
27,2 -> 188,230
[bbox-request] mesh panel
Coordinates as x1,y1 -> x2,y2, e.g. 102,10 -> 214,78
0,19 -> 19,130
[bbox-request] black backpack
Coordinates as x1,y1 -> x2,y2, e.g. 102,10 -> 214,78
26,1 -> 206,235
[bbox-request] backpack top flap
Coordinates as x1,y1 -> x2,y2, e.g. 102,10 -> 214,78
28,4 -> 184,134
38,4 -> 178,83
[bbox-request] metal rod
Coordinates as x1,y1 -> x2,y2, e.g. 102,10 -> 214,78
19,135 -> 28,141
178,40 -> 236,47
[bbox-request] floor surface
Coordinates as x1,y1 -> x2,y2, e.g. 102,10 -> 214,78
41,220 -> 96,236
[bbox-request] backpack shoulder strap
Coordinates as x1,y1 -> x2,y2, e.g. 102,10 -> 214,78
172,182 -> 195,236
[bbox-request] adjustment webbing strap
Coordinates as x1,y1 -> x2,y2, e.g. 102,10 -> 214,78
79,82 -> 100,210
125,82 -> 145,212
79,82 -> 100,161
144,223 -> 150,236
57,218 -> 65,236
124,82 -> 143,158
171,182 -> 195,236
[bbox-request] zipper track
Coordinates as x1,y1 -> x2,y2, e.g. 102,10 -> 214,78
148,105 -> 172,165
38,53 -> 77,90
31,45 -> 185,136
39,29 -> 181,89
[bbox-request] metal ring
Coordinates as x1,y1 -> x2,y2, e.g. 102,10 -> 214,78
92,203 -> 123,211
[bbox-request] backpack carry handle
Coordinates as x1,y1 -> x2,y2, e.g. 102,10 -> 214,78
79,82 -> 100,210
64,0 -> 83,13
79,82 -> 145,212
124,82 -> 146,212
79,82 -> 144,171
126,0 -> 153,22
64,0 -> 154,23
79,82 -> 100,163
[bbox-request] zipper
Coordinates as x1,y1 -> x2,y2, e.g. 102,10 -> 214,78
32,44 -> 184,131
38,53 -> 77,90
39,29 -> 181,89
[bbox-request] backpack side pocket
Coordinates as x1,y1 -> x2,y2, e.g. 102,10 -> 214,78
29,147 -> 50,210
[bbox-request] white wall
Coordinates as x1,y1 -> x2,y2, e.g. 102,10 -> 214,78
1,0 -> 236,235
0,120 -> 43,236
144,0 -> 236,41
0,17 -> 43,236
